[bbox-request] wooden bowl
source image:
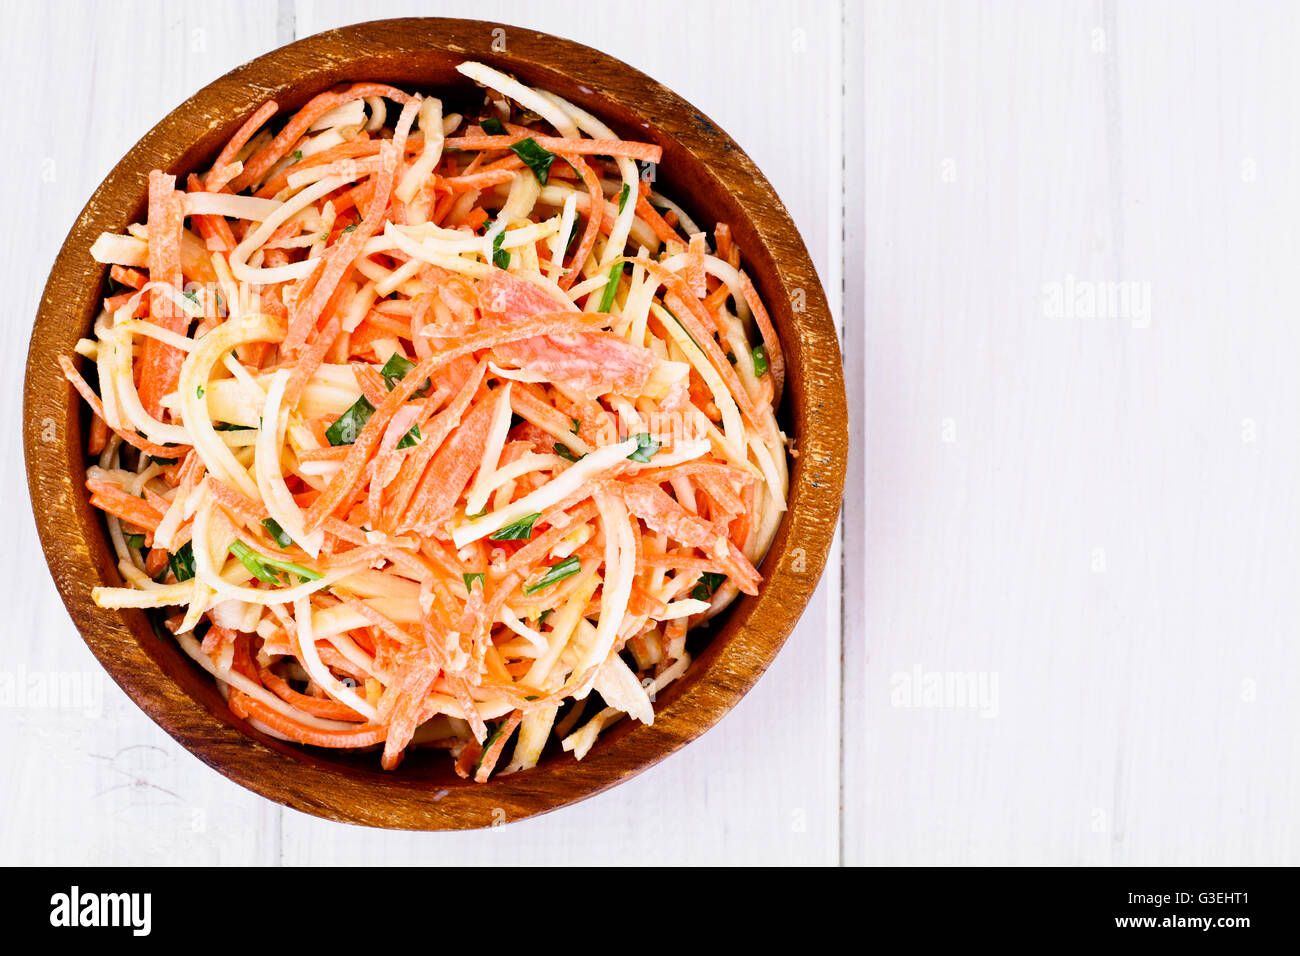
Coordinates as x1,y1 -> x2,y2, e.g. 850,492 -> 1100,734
23,17 -> 847,829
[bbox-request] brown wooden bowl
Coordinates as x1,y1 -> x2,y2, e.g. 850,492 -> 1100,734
22,17 -> 847,829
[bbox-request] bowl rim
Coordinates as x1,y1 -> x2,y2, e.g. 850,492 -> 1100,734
23,16 -> 847,830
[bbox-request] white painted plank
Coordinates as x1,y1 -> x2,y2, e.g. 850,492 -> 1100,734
0,1 -> 284,866
847,0 -> 1300,865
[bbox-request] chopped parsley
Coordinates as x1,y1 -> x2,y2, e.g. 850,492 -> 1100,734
261,518 -> 293,549
489,512 -> 542,541
396,423 -> 421,449
523,556 -> 580,596
491,225 -> 511,269
597,260 -> 625,313
378,352 -> 431,397
508,137 -> 556,185
168,542 -> 195,582
326,396 -> 375,446
228,540 -> 322,586
691,572 -> 727,601
626,432 -> 660,463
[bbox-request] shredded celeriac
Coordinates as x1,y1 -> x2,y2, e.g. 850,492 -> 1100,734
62,64 -> 789,780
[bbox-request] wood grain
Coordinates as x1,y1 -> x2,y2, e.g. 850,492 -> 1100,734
22,17 -> 846,830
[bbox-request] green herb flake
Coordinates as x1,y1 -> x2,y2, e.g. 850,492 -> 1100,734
480,116 -> 507,135
618,182 -> 631,212
473,720 -> 514,774
570,418 -> 581,434
168,542 -> 196,582
463,572 -> 485,591
228,540 -> 322,586
326,395 -> 376,446
553,442 -> 584,463
523,556 -> 581,596
492,228 -> 511,270
691,571 -> 727,601
489,512 -> 542,541
261,518 -> 293,549
508,137 -> 556,185
378,353 -> 430,397
125,533 -> 145,550
291,149 -> 303,162
597,260 -> 625,313
397,423 -> 421,449
752,344 -> 769,377
626,432 -> 660,463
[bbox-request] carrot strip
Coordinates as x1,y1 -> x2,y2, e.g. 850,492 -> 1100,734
231,691 -> 385,747
58,356 -> 183,460
445,134 -> 662,163
740,269 -> 785,405
635,182 -> 681,245
229,83 -> 413,193
214,100 -> 279,178
559,155 -> 603,290
137,171 -> 187,419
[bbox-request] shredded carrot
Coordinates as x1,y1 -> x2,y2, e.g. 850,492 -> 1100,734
137,170 -> 187,419
445,134 -> 662,164
67,63 -> 789,780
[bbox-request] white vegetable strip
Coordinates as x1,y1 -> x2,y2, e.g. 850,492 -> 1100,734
255,370 -> 325,557
229,175 -> 349,284
570,491 -> 636,699
451,438 -> 636,547
395,96 -> 443,206
177,316 -> 282,500
292,596 -> 380,720
462,382 -> 513,517
455,62 -> 580,138
181,192 -> 282,221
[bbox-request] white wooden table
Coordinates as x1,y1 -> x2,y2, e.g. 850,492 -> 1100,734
1,0 -> 1296,866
